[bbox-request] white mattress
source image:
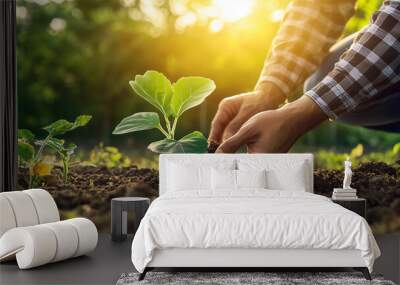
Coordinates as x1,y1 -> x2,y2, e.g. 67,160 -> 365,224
131,190 -> 380,273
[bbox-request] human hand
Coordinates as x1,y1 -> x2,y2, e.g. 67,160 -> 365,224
208,83 -> 286,144
216,96 -> 328,153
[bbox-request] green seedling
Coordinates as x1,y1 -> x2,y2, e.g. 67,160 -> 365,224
113,70 -> 216,153
18,115 -> 91,186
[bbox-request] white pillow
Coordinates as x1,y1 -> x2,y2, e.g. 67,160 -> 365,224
236,169 -> 267,189
167,159 -> 236,192
167,163 -> 211,191
238,159 -> 307,191
211,168 -> 236,190
211,169 -> 267,190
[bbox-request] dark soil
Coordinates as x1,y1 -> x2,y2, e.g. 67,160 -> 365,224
207,141 -> 220,153
17,161 -> 400,234
314,161 -> 400,233
18,165 -> 159,232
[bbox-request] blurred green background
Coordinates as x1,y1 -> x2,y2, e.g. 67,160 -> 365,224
17,0 -> 400,155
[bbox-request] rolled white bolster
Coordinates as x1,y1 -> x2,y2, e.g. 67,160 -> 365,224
42,221 -> 79,262
23,189 -> 60,224
0,226 -> 57,269
0,196 -> 17,237
1,192 -> 39,227
64,218 -> 98,257
0,218 -> 98,269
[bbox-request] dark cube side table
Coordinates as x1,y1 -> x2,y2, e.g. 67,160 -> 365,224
332,198 -> 366,218
111,197 -> 150,242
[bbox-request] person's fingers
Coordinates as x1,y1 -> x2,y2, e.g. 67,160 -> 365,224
208,101 -> 235,144
222,113 -> 249,141
216,126 -> 251,153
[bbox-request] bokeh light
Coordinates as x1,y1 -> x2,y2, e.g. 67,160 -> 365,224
210,0 -> 255,22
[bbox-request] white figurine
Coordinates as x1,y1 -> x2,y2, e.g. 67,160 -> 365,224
343,157 -> 353,190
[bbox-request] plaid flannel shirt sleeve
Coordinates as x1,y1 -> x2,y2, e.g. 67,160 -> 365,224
257,0 -> 356,97
306,0 -> 400,119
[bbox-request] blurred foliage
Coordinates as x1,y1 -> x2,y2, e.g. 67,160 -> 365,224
83,141 -> 400,171
17,0 -> 399,153
344,0 -> 383,33
87,143 -> 132,168
85,143 -> 159,169
315,143 -> 400,170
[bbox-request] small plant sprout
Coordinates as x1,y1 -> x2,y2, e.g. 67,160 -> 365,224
113,71 -> 216,153
18,115 -> 92,186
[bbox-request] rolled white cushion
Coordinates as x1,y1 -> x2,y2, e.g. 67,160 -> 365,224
0,196 -> 17,237
23,189 -> 59,224
0,226 -> 57,269
0,218 -> 98,269
64,218 -> 98,257
0,192 -> 39,227
42,221 -> 79,262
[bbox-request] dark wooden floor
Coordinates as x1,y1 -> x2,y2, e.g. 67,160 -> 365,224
0,234 -> 134,285
1,234 -> 399,285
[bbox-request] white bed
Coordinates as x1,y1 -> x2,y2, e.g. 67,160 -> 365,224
131,154 -> 380,280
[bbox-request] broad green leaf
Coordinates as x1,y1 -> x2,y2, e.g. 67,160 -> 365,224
113,112 -> 160,135
43,115 -> 92,136
148,131 -> 207,153
18,141 -> 35,162
171,77 -> 215,117
43,119 -> 74,136
18,129 -> 35,143
73,115 -> 92,128
129,71 -> 173,116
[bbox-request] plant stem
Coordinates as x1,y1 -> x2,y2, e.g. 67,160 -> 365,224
62,159 -> 68,183
29,134 -> 51,188
34,135 -> 51,163
157,125 -> 170,138
163,113 -> 173,138
171,117 -> 178,139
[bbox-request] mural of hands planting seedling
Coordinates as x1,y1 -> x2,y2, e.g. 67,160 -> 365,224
18,115 -> 92,188
113,70 -> 216,153
15,73 -> 400,235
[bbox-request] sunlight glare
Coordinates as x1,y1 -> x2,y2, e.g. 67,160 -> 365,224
212,0 -> 254,22
175,12 -> 197,33
271,9 -> 285,22
209,19 -> 224,33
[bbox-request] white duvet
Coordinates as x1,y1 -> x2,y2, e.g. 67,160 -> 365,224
131,190 -> 380,273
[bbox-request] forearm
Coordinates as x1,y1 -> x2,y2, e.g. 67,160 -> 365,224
279,95 -> 328,137
305,0 -> 400,119
257,0 -> 355,98
254,81 -> 287,109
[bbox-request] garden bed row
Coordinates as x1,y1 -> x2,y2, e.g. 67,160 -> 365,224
18,161 -> 400,234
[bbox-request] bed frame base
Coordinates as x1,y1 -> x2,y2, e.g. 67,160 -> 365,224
138,267 -> 372,281
354,267 -> 372,280
138,267 -> 151,281
138,248 -> 371,280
